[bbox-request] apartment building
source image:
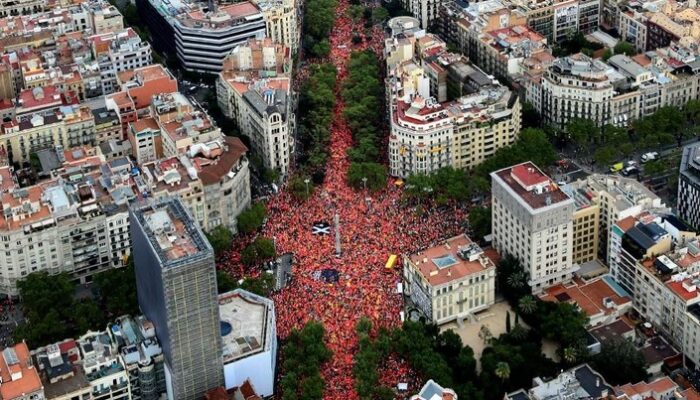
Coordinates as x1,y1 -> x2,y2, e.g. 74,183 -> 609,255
0,155 -> 135,295
34,339 -> 95,400
108,316 -> 167,400
561,182 -> 600,264
618,0 -> 700,52
507,365 -> 612,400
386,46 -> 521,177
472,25 -> 549,82
491,162 -> 577,292
142,136 -> 251,232
219,289 -> 277,397
538,53 -> 613,130
92,108 -> 122,144
403,234 -> 497,324
90,28 -> 153,95
130,198 -> 224,400
106,64 -> 178,135
411,380 -> 458,400
575,174 -> 669,261
0,0 -> 45,17
678,143 -> 700,231
251,0 -> 299,54
78,331 -> 131,400
217,39 -> 295,177
0,104 -> 95,164
0,343 -> 45,400
138,0 -> 266,73
402,0 -> 447,29
508,0 -> 600,42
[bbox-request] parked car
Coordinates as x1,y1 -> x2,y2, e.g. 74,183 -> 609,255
641,152 -> 659,163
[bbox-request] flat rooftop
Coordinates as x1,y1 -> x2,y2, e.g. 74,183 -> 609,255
407,234 -> 495,287
493,162 -> 571,210
131,199 -> 211,265
219,289 -> 274,363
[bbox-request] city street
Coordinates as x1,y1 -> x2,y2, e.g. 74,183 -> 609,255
216,3 -> 470,397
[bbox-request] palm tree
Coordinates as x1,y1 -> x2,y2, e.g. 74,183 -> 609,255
507,271 -> 526,288
519,295 -> 537,314
563,346 -> 578,364
495,362 -> 511,381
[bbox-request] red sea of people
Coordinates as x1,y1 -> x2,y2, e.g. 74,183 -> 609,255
220,2 -> 469,398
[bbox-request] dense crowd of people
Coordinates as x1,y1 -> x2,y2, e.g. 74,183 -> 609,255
219,2 -> 469,398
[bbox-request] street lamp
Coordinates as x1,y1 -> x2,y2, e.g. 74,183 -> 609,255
304,178 -> 310,197
362,177 -> 368,191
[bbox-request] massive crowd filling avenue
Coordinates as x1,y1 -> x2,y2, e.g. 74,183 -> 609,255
220,1 -> 469,398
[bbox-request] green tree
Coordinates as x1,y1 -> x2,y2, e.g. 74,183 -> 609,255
280,321 -> 332,400
371,6 -> 389,23
289,174 -> 314,200
239,273 -> 275,297
347,162 -> 387,191
591,338 -> 647,385
205,225 -> 234,255
74,299 -> 105,333
567,118 -> 599,148
614,41 -> 636,56
602,48 -> 613,61
241,237 -> 277,267
468,207 -> 491,240
495,362 -> 511,381
594,146 -> 618,166
237,202 -> 267,234
519,296 -> 537,314
94,261 -> 139,317
217,270 -> 238,293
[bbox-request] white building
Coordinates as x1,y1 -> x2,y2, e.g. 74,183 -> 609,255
91,28 -> 153,95
387,52 -> 520,178
491,162 -> 578,292
217,39 -> 295,177
403,234 -> 497,325
78,331 -> 132,400
251,0 -> 299,54
219,289 -> 277,398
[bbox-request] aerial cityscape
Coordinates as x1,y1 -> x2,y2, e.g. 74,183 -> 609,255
0,0 -> 700,397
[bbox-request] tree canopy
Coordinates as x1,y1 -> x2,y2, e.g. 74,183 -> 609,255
591,338 -> 648,385
280,321 -> 332,400
237,202 -> 267,234
240,237 -> 277,267
205,225 -> 234,255
298,63 -> 337,182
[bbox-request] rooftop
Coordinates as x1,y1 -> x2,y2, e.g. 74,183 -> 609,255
588,319 -> 634,345
410,379 -> 457,400
407,234 -> 495,287
131,198 -> 212,265
541,277 -> 631,319
218,289 -> 275,363
492,162 -> 571,210
0,343 -> 43,399
616,376 -> 678,399
680,143 -> 700,184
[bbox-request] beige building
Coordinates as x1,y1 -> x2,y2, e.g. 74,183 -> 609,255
403,234 -> 497,324
491,162 -> 578,292
142,137 -> 251,232
387,57 -> 521,177
251,0 -> 299,53
217,39 -> 295,177
0,105 -> 95,164
563,181 -> 601,264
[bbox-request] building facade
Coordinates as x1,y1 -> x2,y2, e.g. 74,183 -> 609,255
491,162 -> 577,292
403,234 -> 497,324
678,143 -> 700,231
130,198 -> 224,400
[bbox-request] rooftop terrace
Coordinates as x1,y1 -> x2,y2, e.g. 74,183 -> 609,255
493,162 -> 571,210
219,289 -> 275,363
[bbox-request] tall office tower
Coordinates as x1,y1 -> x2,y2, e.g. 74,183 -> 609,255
130,198 -> 223,400
491,162 -> 577,293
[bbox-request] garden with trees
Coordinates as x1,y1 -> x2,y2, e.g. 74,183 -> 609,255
281,321 -> 333,400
